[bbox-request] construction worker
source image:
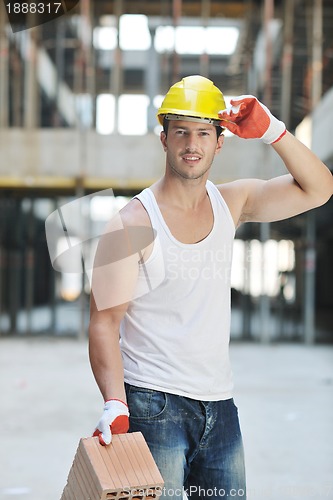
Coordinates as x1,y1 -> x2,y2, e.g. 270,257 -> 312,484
89,76 -> 332,499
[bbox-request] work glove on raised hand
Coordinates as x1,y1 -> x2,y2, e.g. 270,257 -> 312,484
218,95 -> 286,145
93,399 -> 129,446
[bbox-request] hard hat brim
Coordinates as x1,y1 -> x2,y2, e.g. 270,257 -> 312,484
161,113 -> 222,127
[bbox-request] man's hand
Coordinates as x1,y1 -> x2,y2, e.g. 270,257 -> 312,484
93,399 -> 129,445
218,95 -> 286,144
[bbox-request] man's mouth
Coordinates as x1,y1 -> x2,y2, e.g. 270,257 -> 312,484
182,154 -> 201,162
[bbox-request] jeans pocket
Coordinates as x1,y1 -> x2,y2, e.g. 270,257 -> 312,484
126,384 -> 167,420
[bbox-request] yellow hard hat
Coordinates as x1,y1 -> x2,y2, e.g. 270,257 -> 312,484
157,75 -> 226,126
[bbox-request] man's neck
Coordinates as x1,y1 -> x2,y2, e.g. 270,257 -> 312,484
151,174 -> 209,210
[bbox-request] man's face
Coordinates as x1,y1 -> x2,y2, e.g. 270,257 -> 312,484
160,119 -> 224,181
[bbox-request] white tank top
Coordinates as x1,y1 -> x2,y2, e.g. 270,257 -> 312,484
120,180 -> 235,401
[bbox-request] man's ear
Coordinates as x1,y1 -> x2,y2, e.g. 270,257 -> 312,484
160,131 -> 167,151
215,134 -> 224,155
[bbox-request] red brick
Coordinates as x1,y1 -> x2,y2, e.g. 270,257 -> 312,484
61,432 -> 164,500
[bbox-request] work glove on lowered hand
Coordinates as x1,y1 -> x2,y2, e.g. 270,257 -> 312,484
93,399 -> 129,446
218,95 -> 286,145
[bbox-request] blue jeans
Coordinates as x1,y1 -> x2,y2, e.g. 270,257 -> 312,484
125,384 -> 246,499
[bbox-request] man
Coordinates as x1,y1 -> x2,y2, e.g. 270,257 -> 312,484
89,75 -> 332,499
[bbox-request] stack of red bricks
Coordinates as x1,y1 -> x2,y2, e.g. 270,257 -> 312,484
61,432 -> 164,500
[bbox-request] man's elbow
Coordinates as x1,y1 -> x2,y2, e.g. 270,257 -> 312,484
311,188 -> 332,209
310,170 -> 333,207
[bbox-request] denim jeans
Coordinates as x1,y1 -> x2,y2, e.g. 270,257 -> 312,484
125,384 -> 246,499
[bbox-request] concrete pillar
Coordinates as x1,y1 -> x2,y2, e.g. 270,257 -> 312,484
24,27 -> 39,128
11,33 -> 23,126
172,0 -> 182,82
199,0 -> 210,78
111,0 -> 123,134
24,199 -> 35,335
8,200 -> 23,334
246,0 -> 259,95
303,211 -> 316,344
146,27 -> 160,133
75,178 -> 88,341
263,0 -> 274,106
54,19 -> 66,126
259,222 -> 271,343
0,1 -> 9,127
301,0 -> 322,343
49,199 -> 57,335
311,0 -> 323,108
259,0 -> 274,343
242,240 -> 252,340
280,0 -> 294,128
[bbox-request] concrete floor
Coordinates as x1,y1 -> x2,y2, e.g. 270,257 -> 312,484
0,338 -> 332,500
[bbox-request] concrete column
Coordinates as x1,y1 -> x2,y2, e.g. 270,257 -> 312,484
246,0 -> 259,95
8,200 -> 23,334
11,33 -> 23,126
111,0 -> 123,134
301,0 -> 322,343
199,0 -> 210,78
79,0 -> 95,128
303,211 -> 316,344
0,1 -> 9,127
172,0 -> 182,82
311,0 -> 323,108
259,222 -> 271,343
146,27 -> 160,133
24,199 -> 35,335
49,199 -> 57,335
242,240 -> 252,340
54,19 -> 66,127
259,0 -> 274,343
263,0 -> 274,106
24,27 -> 39,128
280,0 -> 294,128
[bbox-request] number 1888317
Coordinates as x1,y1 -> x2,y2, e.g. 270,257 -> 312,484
6,2 -> 63,14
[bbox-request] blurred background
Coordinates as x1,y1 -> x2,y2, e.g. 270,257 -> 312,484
0,1 -> 333,499
0,0 -> 333,343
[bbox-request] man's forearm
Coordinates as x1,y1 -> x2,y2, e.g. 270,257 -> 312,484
89,323 -> 126,403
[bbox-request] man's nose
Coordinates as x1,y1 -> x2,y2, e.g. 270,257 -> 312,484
185,134 -> 198,151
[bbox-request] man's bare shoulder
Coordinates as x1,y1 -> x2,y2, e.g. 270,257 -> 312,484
118,197 -> 154,261
119,197 -> 151,228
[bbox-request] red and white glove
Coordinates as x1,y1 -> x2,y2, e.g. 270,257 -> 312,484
218,95 -> 286,144
93,399 -> 129,446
